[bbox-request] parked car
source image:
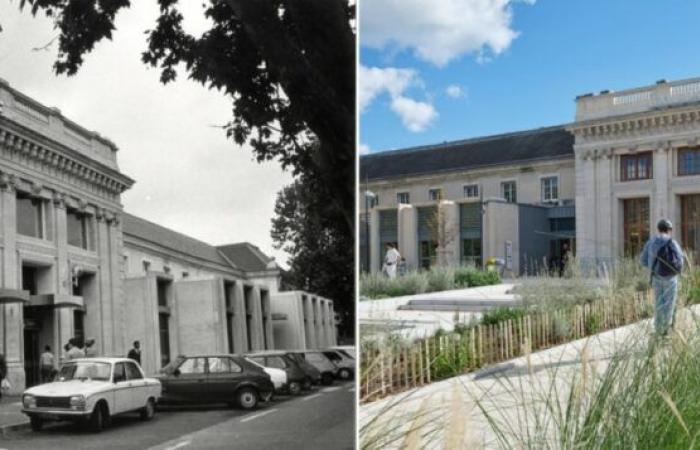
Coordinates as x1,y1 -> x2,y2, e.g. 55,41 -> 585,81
157,354 -> 274,410
22,357 -> 161,432
244,357 -> 288,393
280,352 -> 322,389
246,351 -> 308,395
330,345 -> 356,360
322,349 -> 355,380
285,350 -> 338,385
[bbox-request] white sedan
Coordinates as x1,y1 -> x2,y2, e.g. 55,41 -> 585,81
22,357 -> 161,432
244,357 -> 287,391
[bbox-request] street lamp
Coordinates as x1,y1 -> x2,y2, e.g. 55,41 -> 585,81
364,189 -> 376,273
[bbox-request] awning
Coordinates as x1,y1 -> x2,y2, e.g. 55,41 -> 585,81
28,294 -> 84,308
0,289 -> 29,304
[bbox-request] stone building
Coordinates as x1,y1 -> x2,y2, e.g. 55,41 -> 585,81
0,79 -> 336,393
270,291 -> 337,350
360,77 -> 700,275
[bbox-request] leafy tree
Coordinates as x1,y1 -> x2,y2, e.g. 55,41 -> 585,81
13,0 -> 355,234
271,166 -> 354,339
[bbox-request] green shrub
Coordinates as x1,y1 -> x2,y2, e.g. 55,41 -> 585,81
584,312 -> 602,335
481,307 -> 526,326
552,314 -> 571,341
426,267 -> 455,292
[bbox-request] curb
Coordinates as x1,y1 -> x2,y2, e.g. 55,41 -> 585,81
0,420 -> 29,436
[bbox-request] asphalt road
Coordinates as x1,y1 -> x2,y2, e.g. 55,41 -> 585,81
0,382 -> 355,450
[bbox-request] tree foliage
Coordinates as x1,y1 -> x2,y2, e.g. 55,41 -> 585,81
272,165 -> 354,338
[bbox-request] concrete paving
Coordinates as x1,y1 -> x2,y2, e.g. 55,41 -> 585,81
360,305 -> 700,449
359,283 -> 518,339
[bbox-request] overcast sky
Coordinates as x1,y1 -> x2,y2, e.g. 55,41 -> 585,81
0,1 -> 293,267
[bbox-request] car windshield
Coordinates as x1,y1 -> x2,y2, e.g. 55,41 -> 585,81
59,362 -> 111,381
336,349 -> 354,359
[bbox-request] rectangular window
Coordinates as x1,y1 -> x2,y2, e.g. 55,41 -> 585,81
681,194 -> 700,262
679,147 -> 700,176
463,184 -> 479,198
159,313 -> 170,367
501,181 -> 517,203
397,192 -> 410,204
16,192 -> 44,238
157,279 -> 170,307
73,310 -> 85,346
428,188 -> 443,201
621,152 -> 653,181
541,176 -> 559,203
461,238 -> 482,267
623,198 -> 650,257
66,208 -> 92,249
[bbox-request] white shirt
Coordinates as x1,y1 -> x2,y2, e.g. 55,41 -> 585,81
385,248 -> 401,265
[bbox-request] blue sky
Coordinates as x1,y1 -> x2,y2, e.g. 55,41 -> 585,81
360,0 -> 700,154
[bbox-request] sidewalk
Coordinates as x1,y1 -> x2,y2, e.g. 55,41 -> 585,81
0,395 -> 28,435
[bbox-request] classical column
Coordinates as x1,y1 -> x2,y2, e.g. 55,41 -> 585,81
94,209 -> 113,355
575,151 -> 597,264
0,174 -> 26,393
369,208 -> 380,273
596,151 -> 613,262
654,143 -> 671,225
232,282 -> 248,353
107,214 -> 125,355
397,204 -> 418,270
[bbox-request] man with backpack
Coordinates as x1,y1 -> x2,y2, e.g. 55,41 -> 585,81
640,219 -> 684,336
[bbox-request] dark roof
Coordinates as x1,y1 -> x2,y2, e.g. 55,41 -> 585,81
360,125 -> 574,181
122,213 -> 235,269
217,243 -> 277,273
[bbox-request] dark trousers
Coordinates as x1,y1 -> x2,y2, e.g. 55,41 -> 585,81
41,366 -> 55,383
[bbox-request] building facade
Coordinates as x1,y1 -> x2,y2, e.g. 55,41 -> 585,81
360,77 -> 700,275
0,79 -> 336,393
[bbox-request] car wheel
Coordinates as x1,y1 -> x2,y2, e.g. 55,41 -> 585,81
288,381 -> 302,396
321,373 -> 334,385
88,403 -> 107,432
338,368 -> 352,380
140,398 -> 156,421
237,387 -> 258,410
29,416 -> 43,432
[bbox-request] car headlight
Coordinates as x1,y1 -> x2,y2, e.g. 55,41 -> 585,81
69,395 -> 86,410
23,394 -> 36,409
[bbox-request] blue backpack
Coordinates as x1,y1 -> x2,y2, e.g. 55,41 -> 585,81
653,240 -> 682,277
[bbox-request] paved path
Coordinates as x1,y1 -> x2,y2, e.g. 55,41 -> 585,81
0,382 -> 355,450
360,306 -> 700,449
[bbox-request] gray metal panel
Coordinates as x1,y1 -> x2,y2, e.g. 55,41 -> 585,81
378,209 -> 398,243
417,206 -> 437,241
518,205 -> 551,275
547,205 -> 576,219
460,203 -> 481,239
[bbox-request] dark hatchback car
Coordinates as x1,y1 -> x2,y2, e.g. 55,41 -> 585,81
246,351 -> 308,395
157,354 -> 274,410
281,352 -> 322,388
285,351 -> 337,386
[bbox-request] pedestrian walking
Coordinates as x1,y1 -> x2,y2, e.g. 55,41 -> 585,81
382,243 -> 401,279
40,345 -> 54,383
0,353 -> 8,399
84,338 -> 98,357
66,338 -> 86,360
127,340 -> 141,364
640,219 -> 684,336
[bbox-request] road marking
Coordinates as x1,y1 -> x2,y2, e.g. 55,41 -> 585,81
302,393 -> 323,401
240,408 -> 277,423
321,386 -> 341,393
163,440 -> 191,450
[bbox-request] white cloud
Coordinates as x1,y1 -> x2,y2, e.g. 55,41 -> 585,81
446,84 -> 466,98
361,0 -> 533,67
359,143 -> 371,155
360,65 -> 437,132
390,96 -> 438,132
359,65 -> 417,112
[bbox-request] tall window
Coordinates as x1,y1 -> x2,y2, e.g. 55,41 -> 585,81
16,192 -> 44,238
428,188 -> 443,201
541,177 -> 559,203
623,198 -> 650,257
621,152 -> 653,181
157,279 -> 171,367
463,184 -> 479,199
501,181 -> 517,203
397,192 -> 410,204
679,148 -> 700,176
66,208 -> 92,249
225,282 -> 235,353
681,194 -> 700,261
73,310 -> 85,346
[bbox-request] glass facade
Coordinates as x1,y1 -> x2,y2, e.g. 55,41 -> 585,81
679,148 -> 700,176
459,202 -> 482,266
417,206 -> 437,269
623,198 -> 650,257
681,194 -> 700,261
621,152 -> 653,181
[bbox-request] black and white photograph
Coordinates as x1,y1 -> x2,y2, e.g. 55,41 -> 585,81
0,1 -> 355,449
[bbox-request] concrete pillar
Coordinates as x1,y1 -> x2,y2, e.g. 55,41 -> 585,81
575,154 -> 596,263
249,287 -> 264,351
654,146 -> 671,228
232,282 -> 248,353
438,200 -> 460,267
398,204 -> 418,271
596,153 -> 613,261
95,214 -> 113,355
107,217 -> 125,356
302,294 -> 315,348
1,181 -> 25,393
369,208 -> 380,273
